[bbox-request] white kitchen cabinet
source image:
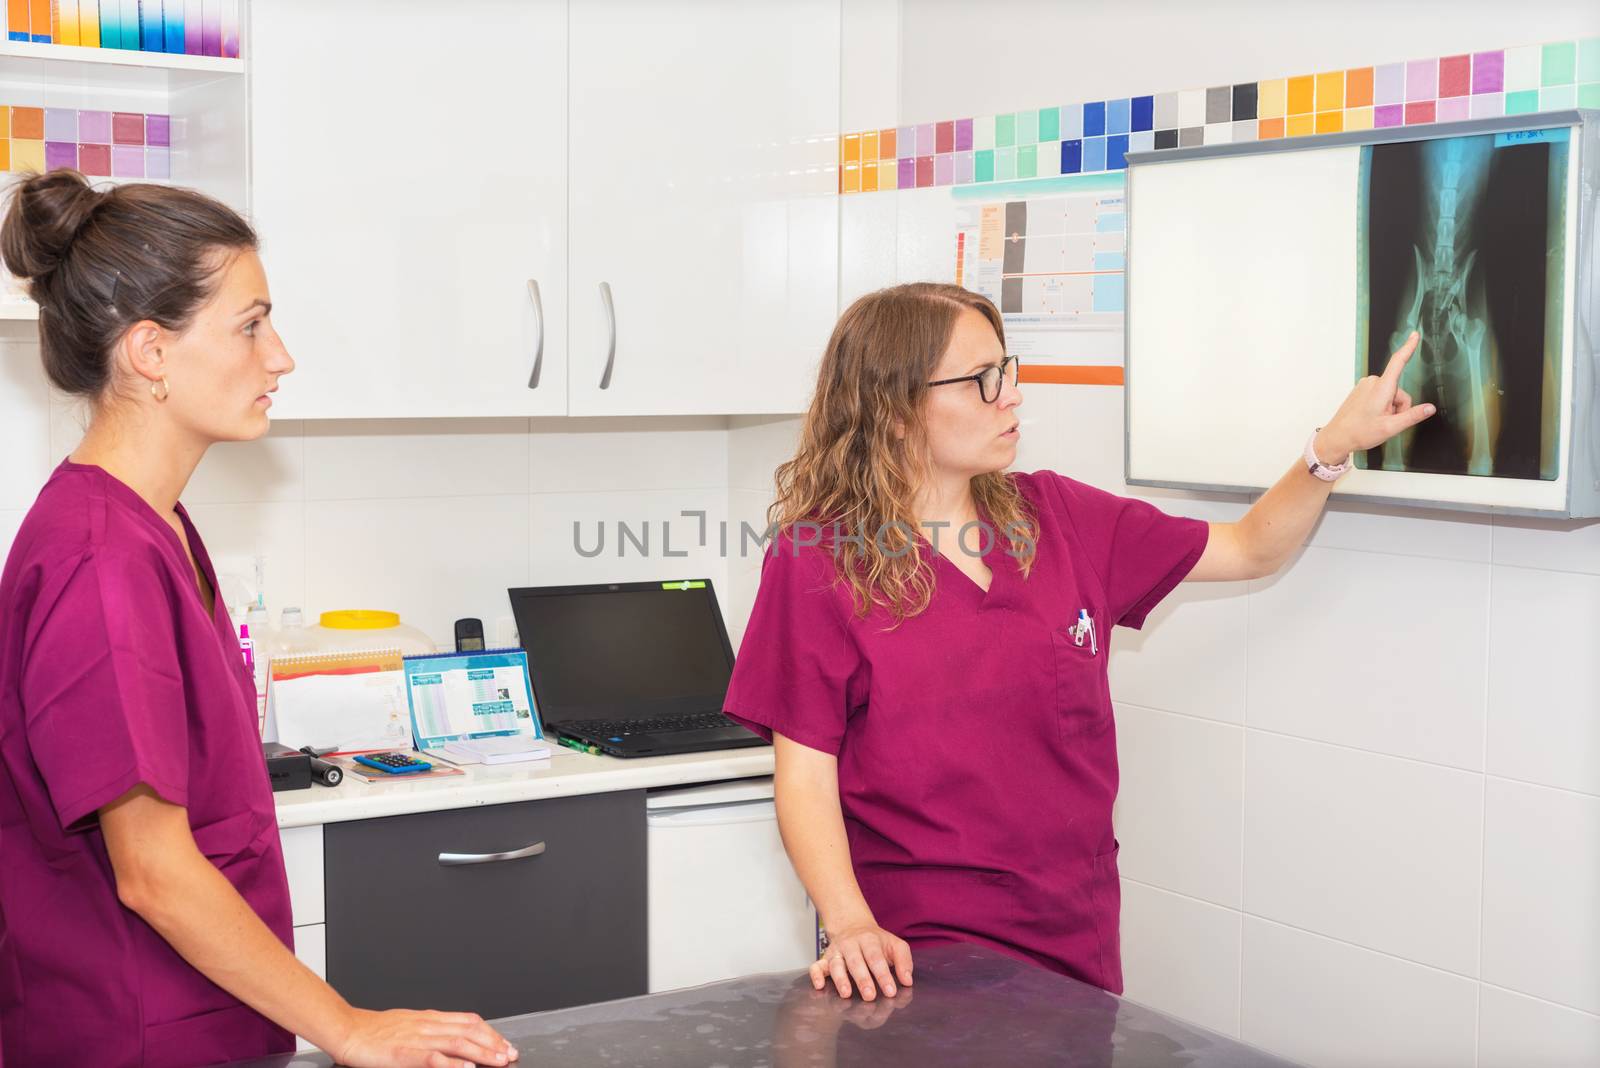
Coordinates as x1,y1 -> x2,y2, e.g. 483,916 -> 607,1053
250,0 -> 568,419
565,0 -> 840,416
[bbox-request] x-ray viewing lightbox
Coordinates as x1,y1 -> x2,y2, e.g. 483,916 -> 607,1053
1124,110 -> 1598,517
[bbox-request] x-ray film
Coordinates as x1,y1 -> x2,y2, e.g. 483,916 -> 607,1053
1356,128 -> 1569,480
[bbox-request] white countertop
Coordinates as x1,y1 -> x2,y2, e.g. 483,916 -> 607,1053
273,745 -> 775,829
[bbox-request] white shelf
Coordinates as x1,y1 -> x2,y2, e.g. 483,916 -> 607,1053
0,300 -> 39,321
0,39 -> 242,73
0,39 -> 242,96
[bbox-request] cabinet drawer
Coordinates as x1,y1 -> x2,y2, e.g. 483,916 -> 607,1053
325,791 -> 646,1019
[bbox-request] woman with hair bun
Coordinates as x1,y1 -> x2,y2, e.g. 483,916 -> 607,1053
0,170 -> 517,1068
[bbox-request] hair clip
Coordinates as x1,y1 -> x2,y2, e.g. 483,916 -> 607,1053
107,267 -> 121,312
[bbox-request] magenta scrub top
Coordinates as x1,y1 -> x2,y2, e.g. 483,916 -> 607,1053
724,470 -> 1208,993
0,461 -> 294,1067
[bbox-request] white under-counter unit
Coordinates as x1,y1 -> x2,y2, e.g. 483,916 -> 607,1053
646,777 -> 817,992
275,745 -> 805,1030
252,0 -> 840,419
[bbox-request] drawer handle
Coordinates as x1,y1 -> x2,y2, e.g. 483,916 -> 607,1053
438,841 -> 546,866
597,281 -> 616,390
526,279 -> 545,389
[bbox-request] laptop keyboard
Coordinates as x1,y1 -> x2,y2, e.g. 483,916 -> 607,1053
576,711 -> 733,737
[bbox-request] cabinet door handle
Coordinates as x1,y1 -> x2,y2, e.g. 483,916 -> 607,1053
438,841 -> 546,866
526,279 -> 544,389
598,281 -> 616,390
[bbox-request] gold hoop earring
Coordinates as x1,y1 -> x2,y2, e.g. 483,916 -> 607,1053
151,377 -> 170,402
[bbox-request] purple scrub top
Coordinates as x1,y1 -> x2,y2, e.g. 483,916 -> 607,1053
0,461 -> 295,1066
724,471 -> 1208,993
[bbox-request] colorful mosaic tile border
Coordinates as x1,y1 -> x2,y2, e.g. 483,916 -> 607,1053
0,105 -> 172,178
839,37 -> 1600,193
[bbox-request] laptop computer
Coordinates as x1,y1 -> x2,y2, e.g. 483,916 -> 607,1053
506,579 -> 766,758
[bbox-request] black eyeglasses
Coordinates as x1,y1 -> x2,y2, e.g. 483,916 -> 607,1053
927,355 -> 1020,403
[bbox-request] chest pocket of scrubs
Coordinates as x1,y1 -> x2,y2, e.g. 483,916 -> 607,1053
1052,606 -> 1110,741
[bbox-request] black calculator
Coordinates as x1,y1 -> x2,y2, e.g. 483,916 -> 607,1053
353,752 -> 432,774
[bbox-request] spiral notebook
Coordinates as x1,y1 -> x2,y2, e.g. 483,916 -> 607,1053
265,648 -> 412,755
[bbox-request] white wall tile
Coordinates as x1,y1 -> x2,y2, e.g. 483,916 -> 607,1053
1243,731 -> 1482,976
0,336 -> 53,510
1114,704 -> 1243,907
529,489 -> 729,597
898,0 -> 1595,130
1479,985 -> 1600,1068
1309,500 -> 1492,563
839,188 -> 899,310
895,187 -> 958,284
1492,516 -> 1600,577
725,489 -> 777,562
724,488 -> 776,646
1246,547 -> 1489,771
0,509 -> 23,565
185,501 -> 308,620
726,555 -> 766,653
840,0 -> 898,131
305,494 -> 530,649
1128,489 -> 1252,526
1110,581 -> 1247,724
528,417 -> 728,494
47,390 -> 90,459
1052,384 -> 1125,494
304,418 -> 526,501
187,420 -> 305,505
1481,778 -> 1600,1015
1487,566 -> 1600,796
1120,880 -> 1242,1038
1008,387 -> 1063,479
1240,917 -> 1477,1068
727,416 -> 799,495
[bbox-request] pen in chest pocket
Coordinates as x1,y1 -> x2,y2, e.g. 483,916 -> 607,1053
1072,608 -> 1098,656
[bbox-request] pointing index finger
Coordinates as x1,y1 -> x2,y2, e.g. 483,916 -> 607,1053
1381,331 -> 1420,387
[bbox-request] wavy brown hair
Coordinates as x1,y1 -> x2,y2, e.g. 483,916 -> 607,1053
769,283 -> 1036,623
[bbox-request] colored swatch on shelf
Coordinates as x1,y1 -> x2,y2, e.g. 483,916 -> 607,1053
842,34 -> 1598,194
201,0 -> 219,56
162,0 -> 183,53
54,0 -> 81,46
0,104 -> 171,178
79,0 -> 99,47
3,0 -> 237,55
6,0 -> 27,42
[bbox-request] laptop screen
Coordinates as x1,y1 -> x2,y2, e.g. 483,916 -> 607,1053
508,581 -> 735,724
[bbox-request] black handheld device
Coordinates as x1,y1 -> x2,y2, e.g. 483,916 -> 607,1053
454,617 -> 486,653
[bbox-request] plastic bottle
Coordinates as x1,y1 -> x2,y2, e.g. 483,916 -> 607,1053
277,606 -> 309,655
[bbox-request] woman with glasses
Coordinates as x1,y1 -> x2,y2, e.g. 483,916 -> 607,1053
723,282 -> 1429,1003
